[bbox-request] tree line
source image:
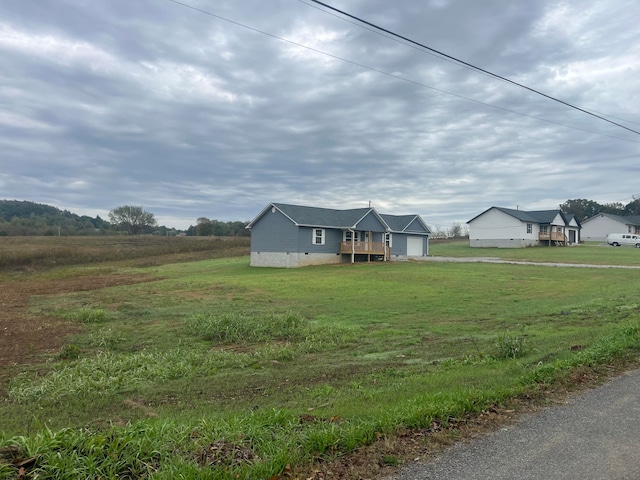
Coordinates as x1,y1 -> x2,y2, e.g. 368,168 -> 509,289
187,217 -> 250,237
560,198 -> 640,222
0,200 -> 249,237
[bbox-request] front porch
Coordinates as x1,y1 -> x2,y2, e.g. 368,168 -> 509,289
340,241 -> 390,262
539,231 -> 567,246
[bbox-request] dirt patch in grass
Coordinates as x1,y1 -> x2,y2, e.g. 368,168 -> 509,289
0,272 -> 155,384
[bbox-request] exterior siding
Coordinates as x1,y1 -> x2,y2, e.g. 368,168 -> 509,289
298,226 -> 342,255
391,234 -> 408,258
550,213 -> 565,226
371,231 -> 385,243
406,218 -> 429,233
472,238 -> 537,248
390,234 -> 428,259
250,209 -> 298,253
581,215 -> 628,242
354,212 -> 387,231
469,208 -> 538,248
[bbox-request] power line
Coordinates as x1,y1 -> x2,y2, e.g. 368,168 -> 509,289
301,0 -> 640,127
306,0 -> 640,137
165,0 -> 639,143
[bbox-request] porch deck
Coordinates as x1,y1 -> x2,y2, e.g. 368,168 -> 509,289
539,232 -> 567,245
340,241 -> 390,257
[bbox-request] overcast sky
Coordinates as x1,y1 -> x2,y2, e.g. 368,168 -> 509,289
1,0 -> 638,230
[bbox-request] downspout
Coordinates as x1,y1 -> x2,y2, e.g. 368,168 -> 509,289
384,230 -> 389,262
349,228 -> 355,264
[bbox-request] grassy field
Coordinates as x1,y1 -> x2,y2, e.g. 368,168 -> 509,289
1,240 -> 640,478
430,240 -> 640,265
0,235 -> 250,270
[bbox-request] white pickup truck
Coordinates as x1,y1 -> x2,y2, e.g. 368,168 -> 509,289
607,233 -> 640,247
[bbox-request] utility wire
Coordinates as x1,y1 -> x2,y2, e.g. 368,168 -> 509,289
300,0 -> 640,128
296,0 -> 472,72
306,0 -> 640,137
165,0 -> 639,143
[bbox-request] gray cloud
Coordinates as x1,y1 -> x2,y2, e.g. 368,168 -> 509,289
0,0 -> 638,230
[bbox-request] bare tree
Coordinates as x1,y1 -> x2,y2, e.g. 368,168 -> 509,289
449,222 -> 462,238
108,205 -> 157,235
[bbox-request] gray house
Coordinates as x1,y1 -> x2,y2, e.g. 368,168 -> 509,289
247,203 -> 431,267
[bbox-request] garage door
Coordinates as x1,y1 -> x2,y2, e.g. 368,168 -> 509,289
407,236 -> 423,256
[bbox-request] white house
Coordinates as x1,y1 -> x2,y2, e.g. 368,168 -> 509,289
580,213 -> 640,242
467,207 -> 580,248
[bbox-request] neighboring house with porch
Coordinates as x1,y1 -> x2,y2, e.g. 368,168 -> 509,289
580,213 -> 640,242
247,203 -> 431,267
467,207 -> 581,248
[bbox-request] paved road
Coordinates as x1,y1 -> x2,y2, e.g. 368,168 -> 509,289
388,369 -> 640,480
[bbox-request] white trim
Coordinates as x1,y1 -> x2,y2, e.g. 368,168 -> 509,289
312,228 -> 325,245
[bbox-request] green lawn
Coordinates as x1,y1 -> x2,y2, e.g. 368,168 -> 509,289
2,254 -> 640,479
430,240 -> 640,265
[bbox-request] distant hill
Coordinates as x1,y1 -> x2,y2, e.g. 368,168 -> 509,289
0,200 -> 248,237
0,200 -> 111,236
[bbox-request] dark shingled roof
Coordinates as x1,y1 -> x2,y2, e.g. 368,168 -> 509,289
272,203 -> 372,228
248,203 -> 431,234
585,213 -> 640,226
468,207 -> 570,225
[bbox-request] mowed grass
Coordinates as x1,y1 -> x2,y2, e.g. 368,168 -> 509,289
1,246 -> 640,478
430,240 -> 640,265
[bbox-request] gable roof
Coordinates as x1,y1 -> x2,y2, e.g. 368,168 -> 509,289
565,214 -> 582,227
467,207 -> 572,226
582,213 -> 640,226
381,214 -> 431,234
247,203 -> 430,234
272,203 -> 374,228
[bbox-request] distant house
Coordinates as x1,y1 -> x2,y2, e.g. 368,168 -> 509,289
467,207 -> 581,248
580,213 -> 640,242
247,203 -> 431,267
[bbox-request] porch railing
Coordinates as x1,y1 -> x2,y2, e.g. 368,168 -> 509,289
340,241 -> 389,256
538,232 -> 567,241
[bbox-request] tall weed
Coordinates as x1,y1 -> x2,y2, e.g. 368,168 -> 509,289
63,306 -> 111,323
493,331 -> 529,359
185,311 -> 308,343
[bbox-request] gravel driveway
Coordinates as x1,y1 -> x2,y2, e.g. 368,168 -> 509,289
418,256 -> 640,269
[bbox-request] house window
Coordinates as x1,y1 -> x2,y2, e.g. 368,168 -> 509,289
385,232 -> 392,247
526,223 -> 532,234
343,231 -> 364,242
540,225 -> 548,233
313,228 -> 325,245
